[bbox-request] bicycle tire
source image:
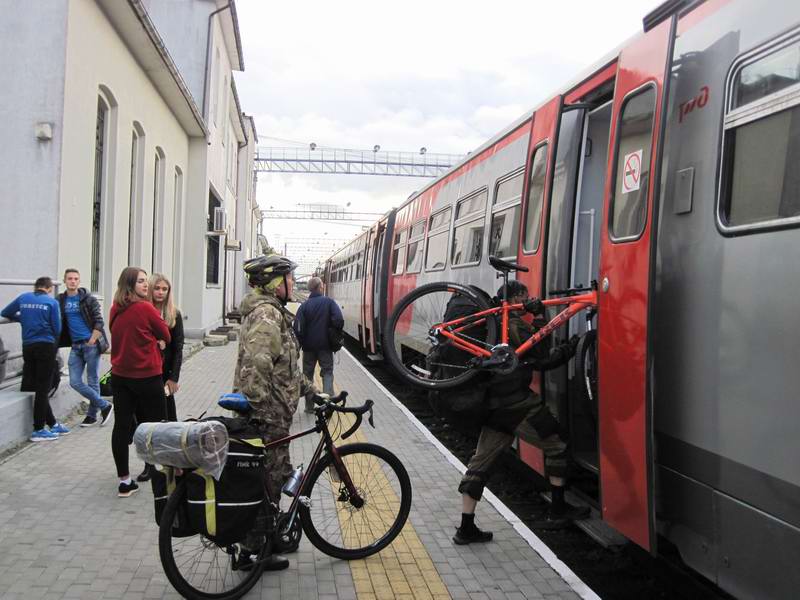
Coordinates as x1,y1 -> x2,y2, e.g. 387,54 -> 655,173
158,481 -> 267,600
384,281 -> 497,390
575,330 -> 598,419
299,443 -> 412,560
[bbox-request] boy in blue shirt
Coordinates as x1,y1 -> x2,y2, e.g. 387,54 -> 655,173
1,277 -> 70,441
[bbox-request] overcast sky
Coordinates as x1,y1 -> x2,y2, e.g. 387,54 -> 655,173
234,0 -> 660,274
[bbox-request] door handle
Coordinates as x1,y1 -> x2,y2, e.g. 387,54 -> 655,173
602,277 -> 610,293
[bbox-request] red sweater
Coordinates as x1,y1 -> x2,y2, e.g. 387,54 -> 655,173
110,301 -> 171,378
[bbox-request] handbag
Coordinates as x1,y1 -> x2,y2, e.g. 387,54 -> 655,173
99,369 -> 113,397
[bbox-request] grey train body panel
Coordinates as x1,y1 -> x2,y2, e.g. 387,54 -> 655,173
654,2 -> 800,598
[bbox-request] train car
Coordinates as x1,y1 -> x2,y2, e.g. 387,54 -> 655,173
325,1 -> 800,598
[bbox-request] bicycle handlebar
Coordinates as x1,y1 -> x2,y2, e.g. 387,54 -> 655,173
314,390 -> 375,439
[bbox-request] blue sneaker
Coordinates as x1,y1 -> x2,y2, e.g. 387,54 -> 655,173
30,428 -> 59,442
50,423 -> 71,435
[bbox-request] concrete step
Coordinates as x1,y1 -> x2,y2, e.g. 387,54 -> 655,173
0,384 -> 83,455
203,334 -> 228,347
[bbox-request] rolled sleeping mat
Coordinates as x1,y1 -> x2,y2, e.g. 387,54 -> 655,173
134,421 -> 229,480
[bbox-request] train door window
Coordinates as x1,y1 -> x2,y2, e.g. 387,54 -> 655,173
405,221 -> 426,273
719,37 -> 800,232
424,207 -> 451,271
489,169 -> 524,258
392,228 -> 408,274
609,86 -> 656,241
522,143 -> 548,253
451,189 -> 488,267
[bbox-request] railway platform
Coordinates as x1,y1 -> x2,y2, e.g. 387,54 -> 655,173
0,341 -> 598,600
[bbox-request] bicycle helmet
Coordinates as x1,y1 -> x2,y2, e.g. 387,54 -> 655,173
497,279 -> 528,301
243,254 -> 298,290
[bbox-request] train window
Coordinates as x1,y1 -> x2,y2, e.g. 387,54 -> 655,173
719,39 -> 800,232
493,170 -> 524,206
406,220 -> 426,273
424,208 -> 451,271
455,189 -> 487,220
522,143 -> 548,253
610,86 -> 655,241
452,190 -> 487,267
490,170 -> 524,258
392,228 -> 407,275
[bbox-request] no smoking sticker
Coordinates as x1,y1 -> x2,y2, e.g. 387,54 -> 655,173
622,149 -> 642,194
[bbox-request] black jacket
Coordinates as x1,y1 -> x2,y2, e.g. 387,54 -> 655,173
293,292 -> 344,352
162,311 -> 184,383
57,288 -> 109,353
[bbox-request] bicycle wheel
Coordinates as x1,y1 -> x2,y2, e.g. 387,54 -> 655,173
299,442 -> 412,560
384,282 -> 497,390
575,330 -> 598,419
158,482 -> 267,600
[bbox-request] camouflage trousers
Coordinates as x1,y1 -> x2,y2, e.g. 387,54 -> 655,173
260,423 -> 293,502
458,396 -> 568,501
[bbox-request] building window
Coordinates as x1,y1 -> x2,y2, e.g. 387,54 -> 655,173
522,143 -> 548,253
128,130 -> 138,264
213,49 -> 221,126
392,228 -> 408,275
719,38 -> 800,231
610,87 -> 656,240
172,167 -> 183,283
206,194 -> 221,284
451,189 -> 487,266
152,150 -> 165,272
91,98 -> 107,292
405,221 -> 426,273
424,208 -> 451,271
489,170 -> 523,258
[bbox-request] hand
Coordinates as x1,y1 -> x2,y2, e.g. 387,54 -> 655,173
86,338 -> 96,346
568,334 -> 581,355
166,380 -> 179,395
523,297 -> 545,316
308,392 -> 330,407
157,340 -> 167,350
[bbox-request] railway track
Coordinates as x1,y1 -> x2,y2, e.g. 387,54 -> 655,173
343,337 -> 733,600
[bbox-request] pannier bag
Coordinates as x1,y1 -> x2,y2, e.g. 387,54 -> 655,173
151,466 -> 196,537
184,427 -> 267,545
134,421 -> 229,480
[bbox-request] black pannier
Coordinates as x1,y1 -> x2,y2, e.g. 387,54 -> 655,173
151,466 -> 195,537
183,423 -> 266,546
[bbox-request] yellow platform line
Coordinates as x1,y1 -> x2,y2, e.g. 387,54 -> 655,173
311,371 -> 451,600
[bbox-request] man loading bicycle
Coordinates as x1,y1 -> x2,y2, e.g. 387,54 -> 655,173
234,253 -> 321,570
432,280 -> 589,544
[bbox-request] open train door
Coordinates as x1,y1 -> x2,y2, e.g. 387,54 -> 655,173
597,15 -> 674,552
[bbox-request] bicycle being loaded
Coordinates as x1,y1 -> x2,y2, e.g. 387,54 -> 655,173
156,391 -> 412,600
385,255 -> 599,411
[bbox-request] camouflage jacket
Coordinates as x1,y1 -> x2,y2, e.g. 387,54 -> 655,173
233,288 -> 317,431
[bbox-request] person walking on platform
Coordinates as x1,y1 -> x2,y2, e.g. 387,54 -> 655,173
292,276 -> 343,411
431,280 -> 588,545
109,267 -> 170,497
148,273 -> 184,422
234,254 -> 320,571
57,268 -> 112,428
2,277 -> 69,441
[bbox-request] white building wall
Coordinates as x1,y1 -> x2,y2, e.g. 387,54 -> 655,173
58,0 -> 191,307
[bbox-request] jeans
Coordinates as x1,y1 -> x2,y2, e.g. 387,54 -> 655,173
21,342 -> 57,431
68,342 -> 110,418
302,349 -> 334,395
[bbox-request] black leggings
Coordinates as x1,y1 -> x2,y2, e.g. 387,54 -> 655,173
111,374 -> 166,477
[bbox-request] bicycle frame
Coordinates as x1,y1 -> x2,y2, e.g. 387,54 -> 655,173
435,290 -> 598,359
259,410 -> 360,527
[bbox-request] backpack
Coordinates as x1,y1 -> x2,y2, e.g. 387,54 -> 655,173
182,419 -> 267,546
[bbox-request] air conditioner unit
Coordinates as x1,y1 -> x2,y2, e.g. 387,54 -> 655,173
225,239 -> 242,251
212,207 -> 227,233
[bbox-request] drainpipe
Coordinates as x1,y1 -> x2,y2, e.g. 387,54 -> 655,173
202,3 -> 232,128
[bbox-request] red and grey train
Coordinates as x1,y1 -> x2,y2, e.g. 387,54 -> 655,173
323,1 -> 800,598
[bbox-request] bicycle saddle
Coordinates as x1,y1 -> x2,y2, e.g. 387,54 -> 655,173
489,255 -> 529,273
218,393 -> 253,413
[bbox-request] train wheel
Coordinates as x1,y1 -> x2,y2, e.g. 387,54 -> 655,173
575,330 -> 598,419
384,282 -> 497,390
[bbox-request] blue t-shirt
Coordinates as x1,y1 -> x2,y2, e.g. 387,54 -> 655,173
64,295 -> 92,342
1,291 -> 61,345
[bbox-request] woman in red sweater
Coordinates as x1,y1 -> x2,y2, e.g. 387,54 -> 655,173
109,267 -> 171,497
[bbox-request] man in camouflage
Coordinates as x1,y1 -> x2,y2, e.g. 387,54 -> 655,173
234,254 -> 319,570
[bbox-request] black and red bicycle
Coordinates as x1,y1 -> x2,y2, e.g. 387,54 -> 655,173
158,392 -> 411,600
385,256 -> 599,405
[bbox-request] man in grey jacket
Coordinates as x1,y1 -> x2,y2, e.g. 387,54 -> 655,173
57,269 -> 112,427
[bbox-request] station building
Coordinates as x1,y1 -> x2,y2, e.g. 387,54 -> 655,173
0,0 -> 260,446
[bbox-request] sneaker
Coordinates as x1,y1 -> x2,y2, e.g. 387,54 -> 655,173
30,428 -> 59,442
100,404 -> 113,426
118,480 -> 139,497
453,525 -> 493,545
136,466 -> 153,483
80,416 -> 98,428
50,423 -> 70,435
532,504 -> 591,530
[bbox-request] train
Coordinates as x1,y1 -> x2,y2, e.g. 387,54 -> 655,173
321,1 -> 800,598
